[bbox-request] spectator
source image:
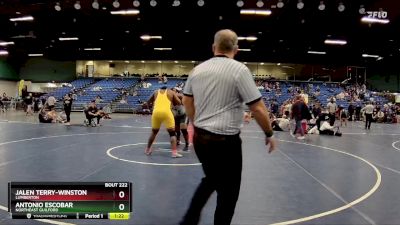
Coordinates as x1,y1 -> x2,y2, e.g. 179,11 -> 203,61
63,94 -> 73,125
24,93 -> 33,116
272,112 -> 290,131
291,95 -> 311,140
327,98 -> 338,126
375,108 -> 385,123
348,102 -> 355,121
46,95 -> 56,110
339,105 -> 348,127
312,103 -> 322,118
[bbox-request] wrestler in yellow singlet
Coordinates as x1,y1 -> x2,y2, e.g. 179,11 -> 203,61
152,89 -> 175,129
145,87 -> 183,158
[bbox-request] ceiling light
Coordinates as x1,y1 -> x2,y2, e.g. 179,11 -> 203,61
0,41 -> 15,46
377,57 -> 383,61
237,0 -> 244,7
297,0 -> 304,9
54,2 -> 61,11
109,60 -> 113,63
113,0 -> 120,8
318,1 -> 325,11
244,62 -> 247,64
338,2 -> 345,12
28,53 -> 43,57
150,0 -> 157,7
172,0 -> 180,7
59,37 -> 79,41
260,62 -> 264,65
238,49 -> 251,52
110,9 -> 140,15
197,0 -> 205,7
174,61 -> 179,63
0,50 -> 9,56
157,61 -> 162,63
362,54 -> 380,58
16,12 -> 21,15
240,9 -> 271,16
133,0 -> 140,7
141,60 -> 145,63
256,0 -> 264,8
238,36 -> 257,41
10,16 -> 34,22
191,61 -> 196,63
308,50 -> 326,55
324,39 -> 347,45
154,48 -> 172,51
277,63 -> 281,66
74,1 -> 81,10
359,5 -> 365,14
277,0 -> 284,8
140,35 -> 162,40
84,48 -> 101,51
125,61 -> 130,63
92,0 -> 99,9
361,17 -> 390,24
125,30 -> 130,33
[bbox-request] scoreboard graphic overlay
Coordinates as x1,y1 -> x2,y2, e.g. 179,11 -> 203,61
8,182 -> 132,220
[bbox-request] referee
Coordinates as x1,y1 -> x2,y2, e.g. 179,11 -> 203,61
181,29 -> 277,225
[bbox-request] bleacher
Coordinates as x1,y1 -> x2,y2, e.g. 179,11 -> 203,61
113,78 -> 183,112
42,78 -> 94,100
72,78 -> 138,110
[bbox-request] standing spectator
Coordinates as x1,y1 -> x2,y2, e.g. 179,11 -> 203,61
361,101 -> 374,130
270,100 -> 279,116
312,103 -> 322,118
327,98 -> 338,126
181,29 -> 276,225
355,104 -> 362,121
63,94 -> 73,125
33,97 -> 40,113
291,95 -> 311,139
339,106 -> 348,127
348,102 -> 355,121
25,93 -> 33,116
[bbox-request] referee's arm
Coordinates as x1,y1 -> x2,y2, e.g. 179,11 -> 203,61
248,99 -> 274,136
183,95 -> 195,122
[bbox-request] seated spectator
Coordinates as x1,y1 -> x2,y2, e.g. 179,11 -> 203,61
375,109 -> 385,123
84,101 -> 102,126
38,105 -> 59,123
272,113 -> 290,131
308,110 -> 339,136
95,95 -> 103,104
46,95 -> 56,110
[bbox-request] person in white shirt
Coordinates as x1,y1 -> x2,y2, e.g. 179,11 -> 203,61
272,114 -> 290,132
361,102 -> 374,129
375,109 -> 385,123
326,98 -> 337,126
46,96 -> 56,110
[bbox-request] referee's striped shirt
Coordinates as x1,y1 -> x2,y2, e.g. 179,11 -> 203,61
184,56 -> 261,135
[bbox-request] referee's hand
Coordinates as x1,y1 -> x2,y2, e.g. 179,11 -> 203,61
265,137 -> 277,154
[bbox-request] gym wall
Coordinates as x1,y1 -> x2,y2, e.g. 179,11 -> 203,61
20,58 -> 76,82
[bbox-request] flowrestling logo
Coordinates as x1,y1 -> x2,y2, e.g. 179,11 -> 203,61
366,11 -> 388,19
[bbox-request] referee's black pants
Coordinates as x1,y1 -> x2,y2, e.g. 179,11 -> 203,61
181,127 -> 242,225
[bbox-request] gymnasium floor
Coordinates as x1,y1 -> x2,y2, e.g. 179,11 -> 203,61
0,112 -> 400,225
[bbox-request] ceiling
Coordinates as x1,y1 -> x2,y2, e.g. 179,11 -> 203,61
0,0 -> 399,66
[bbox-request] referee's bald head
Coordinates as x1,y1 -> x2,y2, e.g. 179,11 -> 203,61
213,29 -> 239,56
